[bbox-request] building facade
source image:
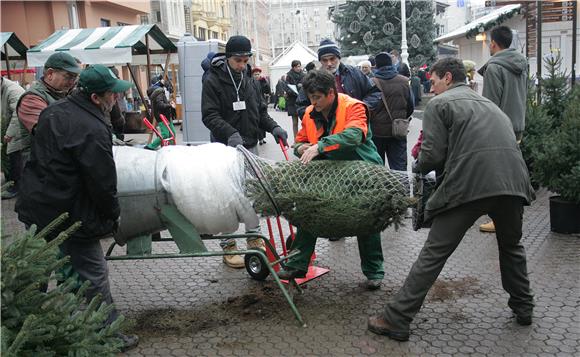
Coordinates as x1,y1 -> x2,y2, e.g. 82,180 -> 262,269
269,0 -> 344,58
189,0 -> 230,42
149,0 -> 187,41
229,0 -> 270,67
1,1 -> 150,48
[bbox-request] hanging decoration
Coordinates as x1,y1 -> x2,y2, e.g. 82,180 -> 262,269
363,31 -> 374,46
356,6 -> 367,21
464,7 -> 521,40
349,21 -> 361,33
410,34 -> 421,48
383,22 -> 395,35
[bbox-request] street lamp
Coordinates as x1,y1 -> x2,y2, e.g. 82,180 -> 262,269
400,0 -> 409,66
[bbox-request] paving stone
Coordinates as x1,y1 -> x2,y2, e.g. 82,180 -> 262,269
2,112 -> 579,357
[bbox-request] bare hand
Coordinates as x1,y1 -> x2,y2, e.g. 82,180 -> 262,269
4,135 -> 12,143
300,144 -> 320,164
297,143 -> 312,156
170,101 -> 176,109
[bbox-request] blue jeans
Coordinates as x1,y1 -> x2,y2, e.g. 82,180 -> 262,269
372,137 -> 407,171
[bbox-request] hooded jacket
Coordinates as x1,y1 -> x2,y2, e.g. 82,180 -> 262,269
201,54 -> 279,148
1,78 -> 26,154
479,48 -> 527,135
16,90 -> 120,241
418,83 -> 534,221
370,65 -> 414,138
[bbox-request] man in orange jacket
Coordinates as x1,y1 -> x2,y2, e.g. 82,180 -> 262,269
277,69 -> 385,290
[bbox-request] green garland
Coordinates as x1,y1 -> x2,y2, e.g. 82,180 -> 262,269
465,7 -> 521,39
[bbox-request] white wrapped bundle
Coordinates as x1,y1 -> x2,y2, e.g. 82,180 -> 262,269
156,144 -> 259,234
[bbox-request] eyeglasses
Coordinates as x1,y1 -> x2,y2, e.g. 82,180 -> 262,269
59,71 -> 78,82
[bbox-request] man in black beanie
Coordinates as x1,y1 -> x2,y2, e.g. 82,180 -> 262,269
317,39 -> 380,111
369,52 -> 414,171
201,35 -> 289,267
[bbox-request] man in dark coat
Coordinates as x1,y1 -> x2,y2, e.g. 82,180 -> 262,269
273,74 -> 287,111
317,39 -> 381,111
368,58 -> 535,342
370,52 -> 414,170
201,35 -> 288,267
15,64 -> 139,351
285,60 -> 305,138
145,85 -> 176,150
389,49 -> 411,78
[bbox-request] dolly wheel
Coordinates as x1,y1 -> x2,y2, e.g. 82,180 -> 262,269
245,253 -> 270,281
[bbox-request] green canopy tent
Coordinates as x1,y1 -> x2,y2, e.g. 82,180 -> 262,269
27,24 -> 178,119
1,32 -> 28,79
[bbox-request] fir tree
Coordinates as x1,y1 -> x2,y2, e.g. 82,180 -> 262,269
541,52 -> 571,125
1,213 -> 124,356
532,86 -> 580,203
331,0 -> 436,66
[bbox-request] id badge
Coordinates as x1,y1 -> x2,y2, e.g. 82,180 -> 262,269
233,100 -> 246,111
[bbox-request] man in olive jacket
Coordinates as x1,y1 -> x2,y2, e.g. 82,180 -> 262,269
368,58 -> 535,341
479,25 -> 528,233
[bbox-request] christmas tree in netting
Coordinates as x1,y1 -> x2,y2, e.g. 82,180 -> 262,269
240,148 -> 415,237
331,0 -> 436,66
1,213 -> 124,356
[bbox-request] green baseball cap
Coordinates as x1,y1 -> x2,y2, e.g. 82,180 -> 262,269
44,52 -> 82,74
79,65 -> 132,94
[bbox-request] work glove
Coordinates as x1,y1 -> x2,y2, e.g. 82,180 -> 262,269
227,132 -> 244,147
271,126 -> 289,147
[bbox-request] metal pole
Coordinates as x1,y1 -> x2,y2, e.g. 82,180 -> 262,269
253,0 -> 260,66
400,0 -> 409,66
4,44 -> 11,79
127,63 -> 152,120
572,0 -> 577,87
145,34 -> 152,87
536,0 -> 542,103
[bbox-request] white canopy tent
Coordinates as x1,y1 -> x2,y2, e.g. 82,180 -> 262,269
27,24 -> 177,66
269,41 -> 317,83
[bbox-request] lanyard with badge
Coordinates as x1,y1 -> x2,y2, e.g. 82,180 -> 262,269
227,64 -> 246,111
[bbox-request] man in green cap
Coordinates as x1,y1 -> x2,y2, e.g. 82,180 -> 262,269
15,64 -> 139,352
4,53 -> 81,199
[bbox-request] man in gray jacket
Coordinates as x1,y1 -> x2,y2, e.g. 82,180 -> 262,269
367,58 -> 535,341
479,25 -> 528,233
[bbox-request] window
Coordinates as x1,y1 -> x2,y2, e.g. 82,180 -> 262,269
140,15 -> 149,24
198,27 -> 206,40
156,11 -> 161,23
67,1 -> 79,29
100,18 -> 111,27
315,34 -> 321,42
117,22 -> 129,26
212,31 -> 218,39
314,9 -> 319,16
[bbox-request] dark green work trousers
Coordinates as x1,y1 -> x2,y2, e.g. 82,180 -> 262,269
285,229 -> 385,280
384,195 -> 534,332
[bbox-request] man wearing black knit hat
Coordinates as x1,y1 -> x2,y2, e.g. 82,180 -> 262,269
370,52 -> 414,171
201,35 -> 288,267
317,39 -> 381,111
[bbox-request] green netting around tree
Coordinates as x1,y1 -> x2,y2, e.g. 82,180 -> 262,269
241,150 -> 416,238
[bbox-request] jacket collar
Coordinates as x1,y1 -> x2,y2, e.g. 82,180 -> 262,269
309,93 -> 339,131
68,90 -> 107,124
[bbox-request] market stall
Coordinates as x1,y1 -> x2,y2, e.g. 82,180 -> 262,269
1,32 -> 29,81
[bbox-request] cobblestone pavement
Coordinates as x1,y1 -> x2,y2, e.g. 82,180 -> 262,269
2,109 -> 579,356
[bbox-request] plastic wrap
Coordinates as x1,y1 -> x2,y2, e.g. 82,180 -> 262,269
157,144 -> 259,234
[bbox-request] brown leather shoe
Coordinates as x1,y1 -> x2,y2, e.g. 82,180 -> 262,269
479,221 -> 496,233
367,315 -> 410,341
